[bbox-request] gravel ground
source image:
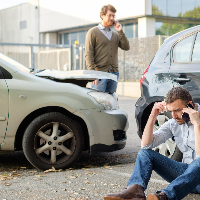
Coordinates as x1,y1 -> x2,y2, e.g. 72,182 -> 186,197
0,97 -> 199,200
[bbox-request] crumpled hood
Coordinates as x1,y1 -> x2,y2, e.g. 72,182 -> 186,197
35,69 -> 118,87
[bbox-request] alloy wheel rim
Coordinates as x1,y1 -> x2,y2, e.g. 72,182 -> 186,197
34,122 -> 76,165
153,114 -> 176,158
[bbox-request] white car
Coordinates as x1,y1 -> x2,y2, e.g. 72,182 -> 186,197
0,53 -> 128,170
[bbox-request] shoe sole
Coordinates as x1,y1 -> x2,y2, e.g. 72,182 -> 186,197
104,197 -> 127,200
104,197 -> 124,200
147,194 -> 159,200
104,197 -> 146,200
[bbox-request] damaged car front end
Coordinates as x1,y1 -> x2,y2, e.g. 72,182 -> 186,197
0,53 -> 128,170
35,69 -> 128,154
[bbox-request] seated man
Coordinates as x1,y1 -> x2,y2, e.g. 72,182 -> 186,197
104,87 -> 200,200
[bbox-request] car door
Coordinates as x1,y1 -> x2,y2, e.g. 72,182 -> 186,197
0,66 -> 9,144
169,31 -> 200,104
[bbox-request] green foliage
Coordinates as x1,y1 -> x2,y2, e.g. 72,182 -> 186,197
155,6 -> 200,36
182,6 -> 200,19
152,5 -> 163,16
156,23 -> 195,36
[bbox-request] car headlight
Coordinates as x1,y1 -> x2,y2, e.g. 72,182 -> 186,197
88,91 -> 119,110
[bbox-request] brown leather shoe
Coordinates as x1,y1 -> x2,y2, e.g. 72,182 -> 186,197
104,184 -> 146,200
147,191 -> 168,200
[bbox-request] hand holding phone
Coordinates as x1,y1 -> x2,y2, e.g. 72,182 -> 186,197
182,103 -> 194,123
113,20 -> 122,31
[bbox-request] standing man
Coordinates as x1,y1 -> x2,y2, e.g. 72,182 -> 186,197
104,87 -> 200,200
85,4 -> 130,94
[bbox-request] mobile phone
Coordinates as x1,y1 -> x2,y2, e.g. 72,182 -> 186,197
181,103 -> 194,123
113,20 -> 116,25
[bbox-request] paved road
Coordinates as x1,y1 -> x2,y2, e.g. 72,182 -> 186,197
0,97 -> 199,199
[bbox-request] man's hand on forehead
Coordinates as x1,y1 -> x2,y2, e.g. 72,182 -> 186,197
160,101 -> 166,113
151,101 -> 166,117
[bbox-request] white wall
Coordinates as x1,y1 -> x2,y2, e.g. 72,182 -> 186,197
145,0 -> 152,15
45,33 -> 57,44
0,18 -> 1,41
117,82 -> 140,97
138,17 -> 155,38
0,0 -> 39,43
0,0 -> 154,43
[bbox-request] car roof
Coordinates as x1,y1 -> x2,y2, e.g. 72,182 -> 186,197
164,25 -> 200,45
151,25 -> 200,66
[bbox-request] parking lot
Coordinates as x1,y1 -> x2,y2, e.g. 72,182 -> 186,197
0,96 -> 199,200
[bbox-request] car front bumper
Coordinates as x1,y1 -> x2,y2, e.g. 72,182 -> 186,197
74,108 -> 129,153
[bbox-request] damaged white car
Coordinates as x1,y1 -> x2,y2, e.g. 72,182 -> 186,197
0,53 -> 128,170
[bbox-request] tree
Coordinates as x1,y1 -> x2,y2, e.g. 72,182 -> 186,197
182,6 -> 200,19
152,5 -> 163,16
156,6 -> 200,36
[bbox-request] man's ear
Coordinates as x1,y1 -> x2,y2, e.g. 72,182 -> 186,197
188,101 -> 193,107
189,100 -> 198,111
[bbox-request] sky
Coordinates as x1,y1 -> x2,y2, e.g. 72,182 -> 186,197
0,0 -> 143,23
0,0 -> 30,10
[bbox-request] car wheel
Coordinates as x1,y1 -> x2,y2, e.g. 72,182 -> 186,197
22,112 -> 84,170
153,112 -> 183,162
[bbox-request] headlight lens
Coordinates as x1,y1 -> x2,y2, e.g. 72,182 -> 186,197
88,92 -> 118,110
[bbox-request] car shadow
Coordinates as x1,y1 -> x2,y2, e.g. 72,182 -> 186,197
0,150 -> 137,172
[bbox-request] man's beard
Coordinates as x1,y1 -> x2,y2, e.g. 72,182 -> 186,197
175,117 -> 185,125
108,20 -> 114,26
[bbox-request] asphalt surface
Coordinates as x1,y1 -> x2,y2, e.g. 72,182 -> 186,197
0,96 -> 199,200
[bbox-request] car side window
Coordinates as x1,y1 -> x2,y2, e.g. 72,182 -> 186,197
0,67 -> 4,79
192,32 -> 200,62
0,66 -> 12,79
173,34 -> 194,63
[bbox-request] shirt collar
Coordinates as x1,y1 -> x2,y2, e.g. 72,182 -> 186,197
186,121 -> 193,127
98,23 -> 111,31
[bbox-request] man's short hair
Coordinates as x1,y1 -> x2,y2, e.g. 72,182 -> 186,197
165,87 -> 194,106
100,4 -> 116,20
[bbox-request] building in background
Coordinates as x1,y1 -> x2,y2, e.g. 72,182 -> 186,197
0,0 -> 200,45
0,0 -> 200,97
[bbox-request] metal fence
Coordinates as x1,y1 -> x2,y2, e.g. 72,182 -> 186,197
0,43 -> 87,72
0,35 -> 167,82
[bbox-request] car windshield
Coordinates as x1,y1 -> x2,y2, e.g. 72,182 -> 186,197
0,53 -> 30,73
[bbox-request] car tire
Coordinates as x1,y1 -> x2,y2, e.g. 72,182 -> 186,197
153,111 -> 183,162
22,112 -> 84,170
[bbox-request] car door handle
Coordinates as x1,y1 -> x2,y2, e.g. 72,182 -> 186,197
0,117 -> 6,121
173,78 -> 191,82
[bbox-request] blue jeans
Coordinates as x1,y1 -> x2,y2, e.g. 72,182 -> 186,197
127,149 -> 200,200
91,72 -> 119,93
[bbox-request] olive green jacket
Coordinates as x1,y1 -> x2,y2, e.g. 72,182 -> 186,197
85,27 -> 130,72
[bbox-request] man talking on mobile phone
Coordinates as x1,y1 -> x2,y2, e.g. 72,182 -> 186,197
104,87 -> 200,200
85,4 -> 130,94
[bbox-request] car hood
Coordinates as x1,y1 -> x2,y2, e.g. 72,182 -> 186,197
35,69 -> 118,87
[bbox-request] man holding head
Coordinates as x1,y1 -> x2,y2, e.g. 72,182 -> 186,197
85,4 -> 130,94
104,87 -> 200,200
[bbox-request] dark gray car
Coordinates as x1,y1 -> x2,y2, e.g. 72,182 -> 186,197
135,25 -> 200,161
